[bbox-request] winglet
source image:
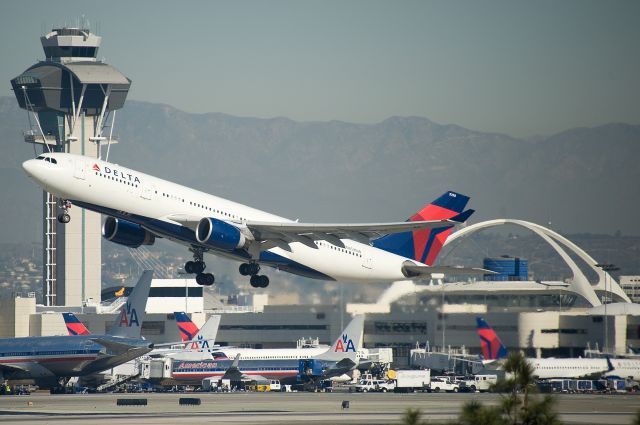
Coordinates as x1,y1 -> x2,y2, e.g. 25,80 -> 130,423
451,209 -> 475,224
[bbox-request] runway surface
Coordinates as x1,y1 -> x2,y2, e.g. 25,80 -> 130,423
0,392 -> 638,424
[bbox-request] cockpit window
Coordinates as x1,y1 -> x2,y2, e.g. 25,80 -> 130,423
36,156 -> 57,164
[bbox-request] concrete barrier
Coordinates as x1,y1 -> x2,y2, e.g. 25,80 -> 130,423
179,397 -> 201,406
116,398 -> 148,406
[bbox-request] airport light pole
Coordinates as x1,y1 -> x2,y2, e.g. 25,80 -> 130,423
595,263 -> 619,354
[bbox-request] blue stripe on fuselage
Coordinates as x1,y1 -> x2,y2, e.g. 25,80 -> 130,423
72,200 -> 334,281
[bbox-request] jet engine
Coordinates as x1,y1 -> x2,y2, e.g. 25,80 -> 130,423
195,217 -> 249,251
102,217 -> 155,248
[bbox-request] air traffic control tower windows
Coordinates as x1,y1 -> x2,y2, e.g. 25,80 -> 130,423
43,46 -> 98,59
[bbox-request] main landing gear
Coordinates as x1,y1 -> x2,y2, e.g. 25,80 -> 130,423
185,248 -> 215,286
239,262 -> 269,288
57,199 -> 71,223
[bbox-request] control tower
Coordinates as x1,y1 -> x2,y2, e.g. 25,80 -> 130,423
11,27 -> 131,306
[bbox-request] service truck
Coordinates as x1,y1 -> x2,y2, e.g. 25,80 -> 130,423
390,369 -> 431,393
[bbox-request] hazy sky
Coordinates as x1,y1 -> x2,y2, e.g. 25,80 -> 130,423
1,0 -> 638,138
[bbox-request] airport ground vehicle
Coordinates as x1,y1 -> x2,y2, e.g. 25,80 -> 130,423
429,377 -> 459,393
389,369 -> 430,393
464,374 -> 497,392
353,378 -> 395,393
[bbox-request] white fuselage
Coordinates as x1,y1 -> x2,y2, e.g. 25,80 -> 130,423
213,346 -> 330,361
529,357 -> 640,380
23,153 -> 415,283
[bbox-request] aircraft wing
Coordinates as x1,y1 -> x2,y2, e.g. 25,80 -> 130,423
0,361 -> 56,378
168,209 -> 473,252
403,264 -> 496,277
91,337 -> 147,355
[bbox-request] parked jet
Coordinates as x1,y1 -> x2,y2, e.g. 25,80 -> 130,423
171,315 -> 365,385
63,311 -> 221,360
477,317 -> 640,380
22,153 -> 489,287
0,271 -> 154,388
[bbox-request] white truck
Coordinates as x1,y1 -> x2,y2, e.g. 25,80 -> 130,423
353,378 -> 395,393
428,377 -> 460,393
468,374 -> 497,392
390,369 -> 431,393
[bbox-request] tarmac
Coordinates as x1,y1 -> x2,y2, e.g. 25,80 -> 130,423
0,391 -> 638,424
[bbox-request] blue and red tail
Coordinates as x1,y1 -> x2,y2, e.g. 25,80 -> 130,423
175,311 -> 200,342
372,191 -> 471,265
62,312 -> 91,336
476,317 -> 508,361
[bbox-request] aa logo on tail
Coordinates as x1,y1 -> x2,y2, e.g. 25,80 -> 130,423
118,302 -> 139,327
190,335 -> 210,352
334,334 -> 356,352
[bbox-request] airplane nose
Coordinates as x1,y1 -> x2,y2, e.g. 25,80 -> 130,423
22,159 -> 38,177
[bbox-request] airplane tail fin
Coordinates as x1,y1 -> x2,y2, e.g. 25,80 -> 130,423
109,270 -> 153,338
190,315 -> 221,349
62,312 -> 91,336
372,191 -> 471,265
476,317 -> 508,361
317,315 -> 365,362
175,312 -> 200,342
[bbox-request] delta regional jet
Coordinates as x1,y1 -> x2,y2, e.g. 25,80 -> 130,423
23,153 -> 486,287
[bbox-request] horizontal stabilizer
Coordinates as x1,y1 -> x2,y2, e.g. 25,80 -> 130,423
403,263 -> 497,278
450,209 -> 474,223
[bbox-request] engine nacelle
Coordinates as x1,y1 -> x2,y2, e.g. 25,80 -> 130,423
102,217 -> 155,248
195,217 -> 248,251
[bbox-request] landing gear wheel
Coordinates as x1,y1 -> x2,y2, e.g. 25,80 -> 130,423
57,213 -> 70,224
185,261 -> 195,274
185,260 -> 205,274
196,273 -> 215,286
259,275 -> 269,288
240,263 -> 260,276
250,275 -> 269,288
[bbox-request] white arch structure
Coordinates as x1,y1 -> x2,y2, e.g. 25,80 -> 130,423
444,219 -> 630,307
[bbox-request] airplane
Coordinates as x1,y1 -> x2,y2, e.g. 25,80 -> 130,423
0,271 -> 154,389
22,153 -> 490,287
63,311 -> 221,360
476,317 -> 640,380
170,315 -> 365,385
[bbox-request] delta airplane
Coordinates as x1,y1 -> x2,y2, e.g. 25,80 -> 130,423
171,315 -> 364,385
22,153 -> 488,287
477,317 -> 640,380
0,271 -> 154,388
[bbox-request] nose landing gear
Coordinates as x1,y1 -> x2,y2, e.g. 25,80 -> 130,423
56,199 -> 72,223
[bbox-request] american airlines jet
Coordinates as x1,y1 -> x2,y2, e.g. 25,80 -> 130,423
22,153 -> 486,287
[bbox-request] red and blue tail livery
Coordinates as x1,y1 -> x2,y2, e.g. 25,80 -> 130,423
476,317 -> 508,361
373,191 -> 471,265
62,312 -> 91,336
175,312 -> 200,342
